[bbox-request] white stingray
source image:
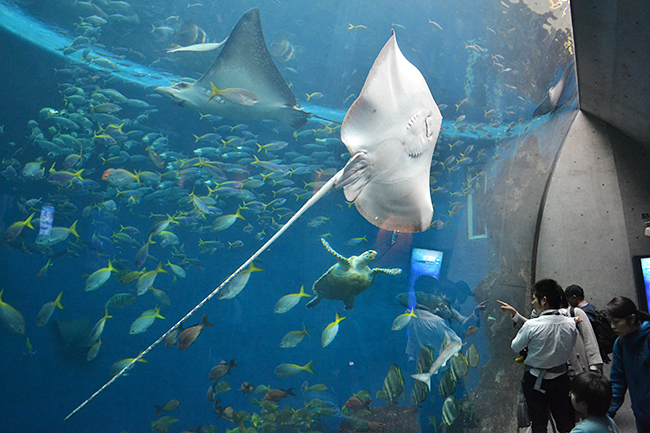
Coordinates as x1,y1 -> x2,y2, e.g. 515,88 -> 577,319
336,30 -> 442,232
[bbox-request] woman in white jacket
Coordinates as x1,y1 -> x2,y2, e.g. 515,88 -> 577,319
565,305 -> 603,375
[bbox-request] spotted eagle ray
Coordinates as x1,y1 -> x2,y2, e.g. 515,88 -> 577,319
65,29 -> 442,421
155,8 -> 311,129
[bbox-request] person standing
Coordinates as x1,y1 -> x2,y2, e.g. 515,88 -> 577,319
566,285 -> 597,316
499,288 -> 602,377
562,295 -> 603,376
511,279 -> 578,433
604,297 -> 650,433
566,284 -> 617,363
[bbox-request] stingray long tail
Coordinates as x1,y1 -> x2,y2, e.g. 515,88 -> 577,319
64,170 -> 343,421
308,112 -> 342,125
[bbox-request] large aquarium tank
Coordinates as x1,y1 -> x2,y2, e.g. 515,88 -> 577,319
0,0 -> 578,432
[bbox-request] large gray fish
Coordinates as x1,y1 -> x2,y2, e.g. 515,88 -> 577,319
411,331 -> 464,390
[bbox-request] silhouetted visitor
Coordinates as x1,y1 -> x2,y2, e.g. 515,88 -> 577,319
605,296 -> 650,433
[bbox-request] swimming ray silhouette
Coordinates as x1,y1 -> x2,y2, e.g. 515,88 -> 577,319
156,8 -> 311,129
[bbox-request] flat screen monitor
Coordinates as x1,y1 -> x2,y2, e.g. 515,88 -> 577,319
632,255 -> 650,313
410,248 -> 443,285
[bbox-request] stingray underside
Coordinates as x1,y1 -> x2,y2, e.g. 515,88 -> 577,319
337,31 -> 442,232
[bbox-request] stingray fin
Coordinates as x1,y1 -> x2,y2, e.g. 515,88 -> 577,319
283,107 -> 311,129
334,151 -> 372,202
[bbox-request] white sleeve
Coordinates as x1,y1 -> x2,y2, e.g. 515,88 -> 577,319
511,322 -> 530,353
575,307 -> 603,366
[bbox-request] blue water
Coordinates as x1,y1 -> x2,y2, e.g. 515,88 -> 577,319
0,0 -> 577,432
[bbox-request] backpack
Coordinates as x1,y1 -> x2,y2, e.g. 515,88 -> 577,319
570,306 -> 617,362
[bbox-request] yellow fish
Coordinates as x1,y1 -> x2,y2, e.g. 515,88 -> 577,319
110,357 -> 147,376
280,325 -> 309,348
36,291 -> 64,327
136,262 -> 168,296
0,289 -> 26,334
343,235 -> 367,246
4,213 -> 34,242
217,262 -> 263,300
85,260 -> 117,292
90,308 -> 112,342
348,23 -> 369,31
274,285 -> 311,313
129,305 -> 165,334
305,92 -> 324,101
212,208 -> 245,231
322,312 -> 345,347
25,337 -> 36,356
36,259 -> 54,279
87,338 -> 102,361
166,261 -> 186,279
391,308 -> 417,331
209,82 -> 258,106
274,360 -> 314,377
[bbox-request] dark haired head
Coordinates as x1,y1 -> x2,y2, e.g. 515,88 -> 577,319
605,296 -> 650,324
414,275 -> 440,294
565,284 -> 584,299
571,371 -> 612,417
531,279 -> 563,309
559,289 -> 569,309
453,280 -> 472,304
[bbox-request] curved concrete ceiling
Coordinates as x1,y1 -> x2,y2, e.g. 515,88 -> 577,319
571,0 -> 650,146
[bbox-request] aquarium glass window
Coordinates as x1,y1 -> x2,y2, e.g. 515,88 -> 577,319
0,0 -> 578,431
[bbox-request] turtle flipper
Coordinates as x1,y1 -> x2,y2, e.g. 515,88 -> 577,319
321,238 -> 351,269
343,296 -> 355,310
306,294 -> 322,309
371,267 -> 402,276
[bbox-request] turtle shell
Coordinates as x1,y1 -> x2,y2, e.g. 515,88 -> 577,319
312,251 -> 377,309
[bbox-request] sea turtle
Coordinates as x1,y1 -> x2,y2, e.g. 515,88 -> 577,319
307,238 -> 402,310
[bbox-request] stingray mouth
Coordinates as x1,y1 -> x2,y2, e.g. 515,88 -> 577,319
155,86 -> 180,102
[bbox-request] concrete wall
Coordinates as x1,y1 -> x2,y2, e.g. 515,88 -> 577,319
536,108 -> 650,431
607,122 -> 650,260
536,110 -> 637,308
